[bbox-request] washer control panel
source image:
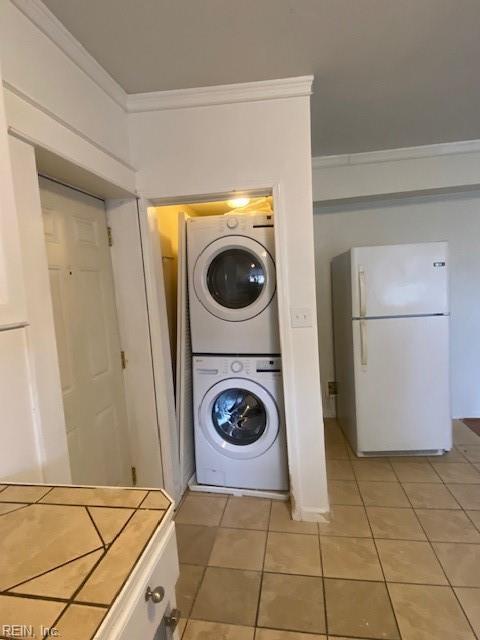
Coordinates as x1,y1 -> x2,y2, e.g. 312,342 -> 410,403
194,356 -> 281,377
230,360 -> 244,373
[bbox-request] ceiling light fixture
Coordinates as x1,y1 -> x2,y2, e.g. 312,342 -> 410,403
226,197 -> 250,208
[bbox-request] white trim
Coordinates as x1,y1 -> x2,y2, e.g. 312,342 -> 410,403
137,198 -> 181,502
312,138 -> 480,169
298,505 -> 330,523
188,475 -> 288,501
141,179 -> 329,521
4,82 -> 136,172
5,1 -> 313,121
8,136 -> 71,484
127,76 -> 314,113
10,0 -> 127,111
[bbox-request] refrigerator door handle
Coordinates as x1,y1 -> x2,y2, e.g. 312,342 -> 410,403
360,320 -> 368,366
358,267 -> 366,317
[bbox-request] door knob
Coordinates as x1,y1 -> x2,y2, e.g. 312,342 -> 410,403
145,585 -> 165,603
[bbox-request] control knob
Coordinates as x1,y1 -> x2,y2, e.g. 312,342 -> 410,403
226,217 -> 239,229
230,360 -> 243,373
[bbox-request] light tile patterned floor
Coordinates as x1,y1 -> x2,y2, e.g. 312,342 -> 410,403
174,419 -> 480,640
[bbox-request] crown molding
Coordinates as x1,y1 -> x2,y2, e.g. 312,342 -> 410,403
11,0 -> 127,111
312,138 -> 480,169
127,75 -> 314,113
8,1 -> 312,115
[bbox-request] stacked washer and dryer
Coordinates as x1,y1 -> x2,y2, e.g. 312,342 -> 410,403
187,212 -> 288,491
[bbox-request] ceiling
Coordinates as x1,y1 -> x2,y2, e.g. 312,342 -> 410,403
43,0 -> 480,157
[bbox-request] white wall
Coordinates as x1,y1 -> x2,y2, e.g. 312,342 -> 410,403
312,140 -> 480,202
314,190 -> 480,419
129,90 -> 329,519
0,1 -> 136,194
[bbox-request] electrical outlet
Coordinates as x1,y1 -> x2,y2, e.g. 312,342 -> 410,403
290,307 -> 313,328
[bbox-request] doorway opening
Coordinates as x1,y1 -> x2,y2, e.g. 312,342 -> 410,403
151,194 -> 290,500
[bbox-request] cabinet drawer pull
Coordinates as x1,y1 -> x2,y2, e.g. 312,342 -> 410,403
164,608 -> 181,630
145,585 -> 165,603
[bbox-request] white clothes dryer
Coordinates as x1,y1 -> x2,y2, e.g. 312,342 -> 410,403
193,355 -> 288,490
187,213 -> 279,354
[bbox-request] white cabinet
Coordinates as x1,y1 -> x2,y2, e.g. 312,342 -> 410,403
96,521 -> 181,639
0,65 -> 27,328
0,328 -> 42,482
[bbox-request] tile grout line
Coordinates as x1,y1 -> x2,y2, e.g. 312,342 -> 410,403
327,435 -> 404,639
318,520 -> 329,637
253,499 -> 273,631
350,450 -> 403,640
327,423 -> 480,639
180,495 -> 227,628
3,547 -> 105,594
403,474 -> 480,640
181,493 -> 241,630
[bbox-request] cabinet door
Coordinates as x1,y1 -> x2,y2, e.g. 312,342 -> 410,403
0,67 -> 27,328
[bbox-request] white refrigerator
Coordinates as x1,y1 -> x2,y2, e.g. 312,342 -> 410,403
331,242 -> 451,456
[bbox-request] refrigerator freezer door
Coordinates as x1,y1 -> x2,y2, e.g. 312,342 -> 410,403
352,315 -> 451,454
351,242 -> 448,318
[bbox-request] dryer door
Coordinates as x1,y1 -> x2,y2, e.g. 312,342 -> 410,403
199,377 -> 279,459
193,236 -> 276,321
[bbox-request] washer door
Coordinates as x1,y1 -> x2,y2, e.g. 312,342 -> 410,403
199,378 -> 279,460
193,236 -> 276,321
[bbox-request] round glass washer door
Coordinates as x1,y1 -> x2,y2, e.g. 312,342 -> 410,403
199,378 -> 279,460
193,236 -> 276,322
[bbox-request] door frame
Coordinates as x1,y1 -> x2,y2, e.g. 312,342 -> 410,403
9,134 -> 167,491
141,180 -> 308,516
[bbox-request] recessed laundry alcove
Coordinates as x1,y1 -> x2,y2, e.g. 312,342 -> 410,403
153,195 -> 277,497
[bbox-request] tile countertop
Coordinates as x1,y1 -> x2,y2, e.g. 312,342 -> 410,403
0,483 -> 173,640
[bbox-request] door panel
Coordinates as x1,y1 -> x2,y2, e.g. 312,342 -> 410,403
48,267 -> 73,393
81,268 -> 110,376
351,243 -> 448,318
353,315 -> 451,453
40,177 -> 131,486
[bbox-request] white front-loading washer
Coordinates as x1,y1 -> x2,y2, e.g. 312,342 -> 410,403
187,213 -> 280,354
193,355 -> 288,490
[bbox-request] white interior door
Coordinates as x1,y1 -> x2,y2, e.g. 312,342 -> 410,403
351,243 -> 449,318
39,177 -> 131,486
353,315 -> 451,453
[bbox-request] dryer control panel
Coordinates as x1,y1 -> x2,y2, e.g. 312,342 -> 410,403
255,358 -> 281,373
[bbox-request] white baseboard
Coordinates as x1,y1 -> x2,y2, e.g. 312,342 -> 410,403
187,475 -> 288,501
297,505 -> 331,523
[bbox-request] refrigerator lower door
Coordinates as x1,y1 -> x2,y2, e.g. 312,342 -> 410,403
352,315 -> 451,454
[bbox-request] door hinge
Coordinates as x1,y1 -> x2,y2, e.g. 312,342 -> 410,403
131,466 -> 137,486
107,225 -> 113,247
120,350 -> 127,369
328,381 -> 338,396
